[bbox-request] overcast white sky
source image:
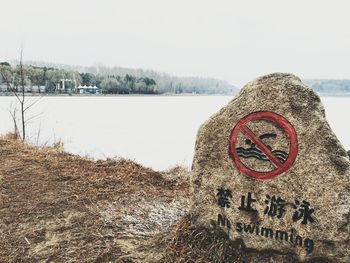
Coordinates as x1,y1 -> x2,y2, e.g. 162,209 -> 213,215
0,0 -> 349,86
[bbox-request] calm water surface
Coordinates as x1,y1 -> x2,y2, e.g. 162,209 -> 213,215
0,95 -> 349,170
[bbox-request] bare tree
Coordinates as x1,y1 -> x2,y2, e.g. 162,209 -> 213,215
0,49 -> 42,141
8,103 -> 20,139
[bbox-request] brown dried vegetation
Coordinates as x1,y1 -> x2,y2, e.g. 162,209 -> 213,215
0,136 -> 189,262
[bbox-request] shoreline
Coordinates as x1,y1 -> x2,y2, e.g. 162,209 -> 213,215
1,92 -> 350,97
0,92 -> 234,97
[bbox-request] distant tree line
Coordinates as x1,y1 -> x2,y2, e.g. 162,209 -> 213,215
303,80 -> 350,94
2,60 -> 236,95
0,62 -> 80,93
79,72 -> 157,94
0,62 -> 159,94
5,61 -> 350,95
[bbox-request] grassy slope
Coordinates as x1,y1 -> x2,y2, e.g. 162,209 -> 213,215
0,137 -> 190,263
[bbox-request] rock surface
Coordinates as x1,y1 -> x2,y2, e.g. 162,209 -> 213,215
191,73 -> 350,262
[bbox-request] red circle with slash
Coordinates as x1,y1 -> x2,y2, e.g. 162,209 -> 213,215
229,111 -> 298,180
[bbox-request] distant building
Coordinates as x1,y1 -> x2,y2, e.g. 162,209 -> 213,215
0,84 -> 46,93
76,85 -> 101,94
0,84 -> 8,92
20,85 -> 46,93
57,79 -> 76,93
30,85 -> 46,93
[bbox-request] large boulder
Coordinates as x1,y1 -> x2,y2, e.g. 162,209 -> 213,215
191,73 -> 350,262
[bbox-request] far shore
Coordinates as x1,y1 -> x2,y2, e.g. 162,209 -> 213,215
1,92 -> 350,97
0,92 -> 234,97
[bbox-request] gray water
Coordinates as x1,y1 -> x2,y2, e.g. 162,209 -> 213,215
0,95 -> 349,170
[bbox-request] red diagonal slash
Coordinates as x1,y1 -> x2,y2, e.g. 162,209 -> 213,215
241,125 -> 282,168
229,111 -> 298,180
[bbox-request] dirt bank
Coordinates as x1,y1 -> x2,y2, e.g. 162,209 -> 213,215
0,137 -> 190,262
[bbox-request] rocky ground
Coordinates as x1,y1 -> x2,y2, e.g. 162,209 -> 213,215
0,136 -> 339,263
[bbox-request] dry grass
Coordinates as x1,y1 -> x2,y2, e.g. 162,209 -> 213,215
158,215 -> 243,263
0,137 -> 190,262
158,215 -> 335,263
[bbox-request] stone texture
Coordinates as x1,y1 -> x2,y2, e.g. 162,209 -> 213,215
191,73 -> 350,262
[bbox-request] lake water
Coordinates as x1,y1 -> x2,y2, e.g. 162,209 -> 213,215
0,95 -> 349,170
